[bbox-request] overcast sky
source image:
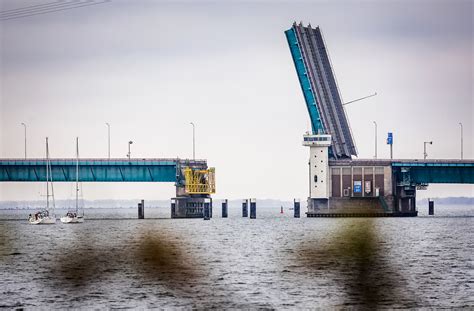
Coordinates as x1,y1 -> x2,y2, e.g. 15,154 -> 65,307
1,0 -> 473,201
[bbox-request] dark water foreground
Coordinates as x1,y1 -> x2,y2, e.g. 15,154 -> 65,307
0,207 -> 473,309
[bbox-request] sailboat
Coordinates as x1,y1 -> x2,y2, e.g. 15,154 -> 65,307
28,137 -> 56,225
61,137 -> 84,224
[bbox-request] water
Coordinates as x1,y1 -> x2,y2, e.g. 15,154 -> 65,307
1,205 -> 473,309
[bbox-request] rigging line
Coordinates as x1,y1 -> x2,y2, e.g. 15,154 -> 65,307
0,0 -> 63,14
0,0 -> 110,21
0,0 -> 106,19
0,1 -> 94,18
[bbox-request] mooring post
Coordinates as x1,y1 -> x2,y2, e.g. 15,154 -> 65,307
242,199 -> 248,217
428,199 -> 434,215
203,198 -> 211,220
294,199 -> 300,218
222,199 -> 228,218
250,198 -> 256,219
138,201 -> 144,219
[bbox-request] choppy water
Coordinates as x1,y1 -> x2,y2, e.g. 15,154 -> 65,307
1,205 -> 473,309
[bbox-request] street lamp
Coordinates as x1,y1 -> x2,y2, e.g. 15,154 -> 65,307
373,121 -> 377,159
105,122 -> 110,159
423,141 -> 433,160
21,123 -> 26,159
190,122 -> 195,160
459,122 -> 463,160
127,141 -> 133,160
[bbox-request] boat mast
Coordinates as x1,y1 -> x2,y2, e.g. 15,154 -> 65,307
76,137 -> 79,214
48,137 -> 55,214
46,137 -> 49,210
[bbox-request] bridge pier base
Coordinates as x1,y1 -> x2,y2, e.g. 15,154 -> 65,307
395,183 -> 417,215
311,159 -> 421,217
171,195 -> 212,219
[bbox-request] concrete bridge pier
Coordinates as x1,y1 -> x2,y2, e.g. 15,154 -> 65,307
170,162 -> 215,219
171,184 -> 212,218
395,184 -> 417,215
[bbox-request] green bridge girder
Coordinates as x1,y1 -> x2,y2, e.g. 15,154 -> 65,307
392,161 -> 474,185
0,158 -> 207,184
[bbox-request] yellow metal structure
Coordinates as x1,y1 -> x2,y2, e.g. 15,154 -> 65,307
184,167 -> 216,194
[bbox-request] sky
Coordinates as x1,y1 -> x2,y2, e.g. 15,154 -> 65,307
0,0 -> 473,201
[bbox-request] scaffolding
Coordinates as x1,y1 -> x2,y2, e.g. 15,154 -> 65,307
183,167 -> 216,194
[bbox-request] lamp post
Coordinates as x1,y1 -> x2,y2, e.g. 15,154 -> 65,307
423,141 -> 433,160
21,123 -> 26,159
459,122 -> 463,160
127,141 -> 133,160
373,121 -> 377,159
105,122 -> 110,159
190,122 -> 195,160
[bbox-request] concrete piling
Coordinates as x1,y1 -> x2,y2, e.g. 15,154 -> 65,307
242,199 -> 248,217
138,200 -> 144,219
294,199 -> 300,218
250,198 -> 256,219
203,198 -> 211,220
428,199 -> 434,215
222,199 -> 228,218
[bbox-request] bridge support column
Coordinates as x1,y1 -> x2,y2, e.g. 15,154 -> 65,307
171,184 -> 212,218
394,184 -> 417,216
203,198 -> 211,220
172,195 -> 212,218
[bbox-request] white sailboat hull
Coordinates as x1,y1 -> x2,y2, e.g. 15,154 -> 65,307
60,215 -> 84,223
28,216 -> 56,225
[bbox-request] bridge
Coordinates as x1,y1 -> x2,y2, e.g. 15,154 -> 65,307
0,158 -> 205,184
0,158 -> 216,218
285,22 -> 473,216
0,22 -> 471,219
391,160 -> 474,184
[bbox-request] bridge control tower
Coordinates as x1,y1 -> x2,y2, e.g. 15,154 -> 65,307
303,134 -> 332,211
